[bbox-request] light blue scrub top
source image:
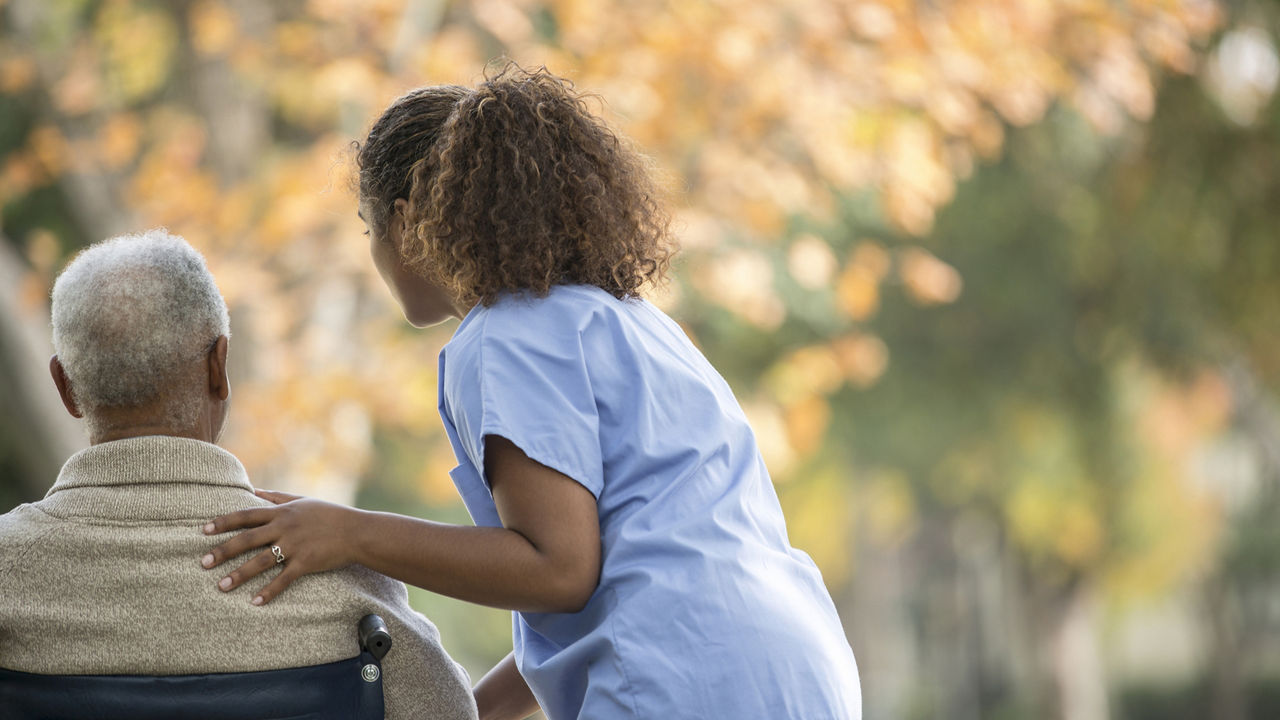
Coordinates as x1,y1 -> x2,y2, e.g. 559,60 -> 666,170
438,285 -> 861,720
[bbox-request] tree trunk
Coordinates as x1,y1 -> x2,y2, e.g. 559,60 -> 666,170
1204,576 -> 1248,720
845,532 -> 917,720
0,238 -> 87,507
1045,580 -> 1110,720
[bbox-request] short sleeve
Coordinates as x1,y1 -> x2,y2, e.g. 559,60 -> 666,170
459,311 -> 605,499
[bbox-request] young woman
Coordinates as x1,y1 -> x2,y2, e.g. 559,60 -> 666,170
202,65 -> 861,720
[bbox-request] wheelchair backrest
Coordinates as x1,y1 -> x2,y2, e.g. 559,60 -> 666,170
0,614 -> 392,720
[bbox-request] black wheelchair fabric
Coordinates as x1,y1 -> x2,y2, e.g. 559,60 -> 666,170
0,651 -> 385,720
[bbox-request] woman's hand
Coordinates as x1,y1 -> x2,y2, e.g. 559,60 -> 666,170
201,489 -> 363,606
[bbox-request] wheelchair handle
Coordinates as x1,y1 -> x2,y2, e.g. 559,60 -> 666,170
358,614 -> 393,661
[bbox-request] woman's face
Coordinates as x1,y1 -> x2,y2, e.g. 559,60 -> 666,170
360,197 -> 465,328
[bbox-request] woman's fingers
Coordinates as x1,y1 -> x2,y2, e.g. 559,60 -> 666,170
251,563 -> 304,606
216,547 -> 280,592
204,507 -> 277,535
200,496 -> 345,605
201,524 -> 274,569
254,489 -> 302,504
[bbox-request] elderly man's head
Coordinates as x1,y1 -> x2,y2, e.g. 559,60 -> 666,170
49,230 -> 231,443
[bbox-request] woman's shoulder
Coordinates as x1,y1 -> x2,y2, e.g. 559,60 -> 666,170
494,284 -> 620,315
456,285 -> 629,343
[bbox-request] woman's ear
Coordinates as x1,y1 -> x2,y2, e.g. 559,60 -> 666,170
49,355 -> 83,419
391,198 -> 411,252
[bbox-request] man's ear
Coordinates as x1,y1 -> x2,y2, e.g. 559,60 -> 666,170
207,335 -> 230,401
49,355 -> 83,419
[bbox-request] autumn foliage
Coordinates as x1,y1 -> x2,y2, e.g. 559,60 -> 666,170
8,1 -> 1275,717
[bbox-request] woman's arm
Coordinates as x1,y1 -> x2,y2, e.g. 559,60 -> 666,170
202,435 -> 601,612
474,652 -> 540,720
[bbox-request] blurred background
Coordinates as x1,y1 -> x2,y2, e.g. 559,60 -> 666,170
2,0 -> 1278,718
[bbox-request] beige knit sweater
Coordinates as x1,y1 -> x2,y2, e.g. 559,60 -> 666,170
0,436 -> 477,719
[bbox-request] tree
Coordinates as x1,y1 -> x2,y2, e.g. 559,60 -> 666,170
2,2 -> 1259,717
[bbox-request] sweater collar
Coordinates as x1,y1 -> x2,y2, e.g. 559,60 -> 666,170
47,436 -> 251,495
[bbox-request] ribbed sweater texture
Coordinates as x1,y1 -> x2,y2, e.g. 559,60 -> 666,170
0,436 -> 476,719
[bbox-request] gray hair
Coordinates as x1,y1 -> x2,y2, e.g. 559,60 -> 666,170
51,229 -> 230,434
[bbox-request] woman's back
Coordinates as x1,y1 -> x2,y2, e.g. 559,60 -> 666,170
439,285 -> 861,719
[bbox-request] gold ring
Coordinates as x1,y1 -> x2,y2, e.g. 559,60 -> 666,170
271,545 -> 285,565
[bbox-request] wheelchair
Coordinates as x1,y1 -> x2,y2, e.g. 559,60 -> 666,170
0,613 -> 393,719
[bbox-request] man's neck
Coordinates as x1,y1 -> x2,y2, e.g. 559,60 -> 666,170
91,424 -> 212,446
88,402 -> 217,446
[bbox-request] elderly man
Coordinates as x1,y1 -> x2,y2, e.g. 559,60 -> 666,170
0,230 -> 477,719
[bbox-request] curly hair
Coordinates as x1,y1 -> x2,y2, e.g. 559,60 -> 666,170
357,84 -> 471,232
359,64 -> 674,307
